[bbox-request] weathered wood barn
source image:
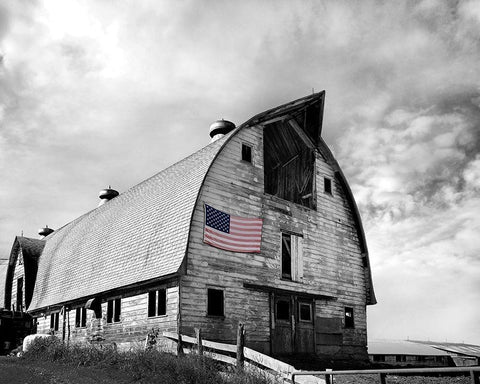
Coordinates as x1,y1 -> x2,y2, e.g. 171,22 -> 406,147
2,92 -> 376,362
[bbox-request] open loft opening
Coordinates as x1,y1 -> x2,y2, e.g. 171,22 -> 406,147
263,120 -> 318,210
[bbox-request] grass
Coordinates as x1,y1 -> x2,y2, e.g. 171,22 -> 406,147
20,337 -> 279,384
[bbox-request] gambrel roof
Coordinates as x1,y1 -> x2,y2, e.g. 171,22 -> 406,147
28,92 -> 375,311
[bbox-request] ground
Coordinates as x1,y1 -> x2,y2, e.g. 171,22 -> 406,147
0,356 -> 474,384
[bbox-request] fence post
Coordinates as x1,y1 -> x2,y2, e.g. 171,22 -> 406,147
195,328 -> 203,355
379,372 -> 387,384
236,322 -> 245,371
471,370 -> 479,384
325,368 -> 332,384
177,332 -> 184,356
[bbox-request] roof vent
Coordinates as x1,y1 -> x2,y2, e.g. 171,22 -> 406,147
98,186 -> 119,206
38,225 -> 54,238
209,119 -> 235,142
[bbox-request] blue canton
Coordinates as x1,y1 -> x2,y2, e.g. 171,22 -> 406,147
205,205 -> 230,233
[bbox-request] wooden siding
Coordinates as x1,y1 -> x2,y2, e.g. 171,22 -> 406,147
182,124 -> 368,360
11,250 -> 25,312
36,285 -> 179,351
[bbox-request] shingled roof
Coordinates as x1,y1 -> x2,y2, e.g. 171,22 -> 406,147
28,134 -> 231,311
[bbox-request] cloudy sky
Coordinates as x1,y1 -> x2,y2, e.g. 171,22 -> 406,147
1,0 -> 479,345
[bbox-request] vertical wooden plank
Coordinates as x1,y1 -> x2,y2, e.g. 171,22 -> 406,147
236,323 -> 245,371
195,328 -> 203,355
471,370 -> 479,384
379,372 -> 387,384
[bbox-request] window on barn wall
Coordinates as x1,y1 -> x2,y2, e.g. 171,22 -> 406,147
75,307 -> 87,328
299,302 -> 312,322
281,233 -> 303,281
107,298 -> 121,323
324,177 -> 332,195
241,143 -> 252,163
16,277 -> 23,311
207,288 -> 224,317
50,312 -> 59,331
276,300 -> 290,321
263,120 -> 316,209
148,289 -> 167,317
344,307 -> 354,328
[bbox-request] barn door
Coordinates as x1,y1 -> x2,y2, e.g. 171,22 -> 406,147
272,295 -> 293,355
271,294 -> 315,355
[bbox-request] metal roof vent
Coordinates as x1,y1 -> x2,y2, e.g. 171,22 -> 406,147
38,225 -> 54,238
98,186 -> 119,206
209,119 -> 235,142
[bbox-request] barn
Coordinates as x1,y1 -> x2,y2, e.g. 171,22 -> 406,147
2,92 -> 376,363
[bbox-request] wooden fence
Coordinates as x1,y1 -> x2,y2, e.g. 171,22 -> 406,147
291,366 -> 480,384
162,323 -> 323,384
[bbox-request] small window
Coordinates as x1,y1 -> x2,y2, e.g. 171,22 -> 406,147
344,307 -> 354,328
16,277 -> 24,310
299,303 -> 312,322
281,233 -> 292,279
207,288 -> 224,317
373,355 -> 385,362
148,289 -> 167,317
276,300 -> 290,321
241,143 -> 252,163
396,355 -> 406,363
107,298 -> 121,323
324,177 -> 332,195
75,307 -> 87,328
50,312 -> 59,331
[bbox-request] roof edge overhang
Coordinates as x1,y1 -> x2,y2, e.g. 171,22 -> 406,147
28,272 -> 180,314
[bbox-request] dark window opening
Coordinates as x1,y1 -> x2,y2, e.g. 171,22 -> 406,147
324,177 -> 332,195
276,300 -> 290,321
50,312 -> 59,331
345,307 -> 354,328
396,355 -> 406,363
207,289 -> 224,317
299,303 -> 312,322
281,233 -> 292,279
75,307 -> 87,328
16,277 -> 23,310
264,122 -> 316,209
148,289 -> 167,317
373,355 -> 385,362
242,143 -> 252,163
107,298 -> 121,323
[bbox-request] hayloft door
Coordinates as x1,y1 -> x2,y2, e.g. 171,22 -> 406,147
271,295 -> 315,355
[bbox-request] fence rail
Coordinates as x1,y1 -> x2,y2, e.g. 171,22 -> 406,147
162,325 -> 323,384
292,366 -> 480,384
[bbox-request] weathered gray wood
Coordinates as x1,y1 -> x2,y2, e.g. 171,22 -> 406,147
379,372 -> 387,384
195,328 -> 203,355
244,347 -> 295,376
236,323 -> 245,371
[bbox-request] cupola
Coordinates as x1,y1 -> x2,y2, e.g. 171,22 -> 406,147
38,225 -> 54,238
209,119 -> 235,142
98,186 -> 119,206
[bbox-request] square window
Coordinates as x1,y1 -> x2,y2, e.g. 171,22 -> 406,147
207,288 -> 224,317
107,298 -> 121,323
242,144 -> 252,163
344,307 -> 354,328
148,289 -> 167,317
324,177 -> 332,195
299,303 -> 312,322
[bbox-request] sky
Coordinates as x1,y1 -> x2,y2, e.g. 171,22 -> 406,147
0,0 -> 479,345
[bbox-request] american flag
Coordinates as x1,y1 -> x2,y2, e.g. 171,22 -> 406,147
203,204 -> 263,253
